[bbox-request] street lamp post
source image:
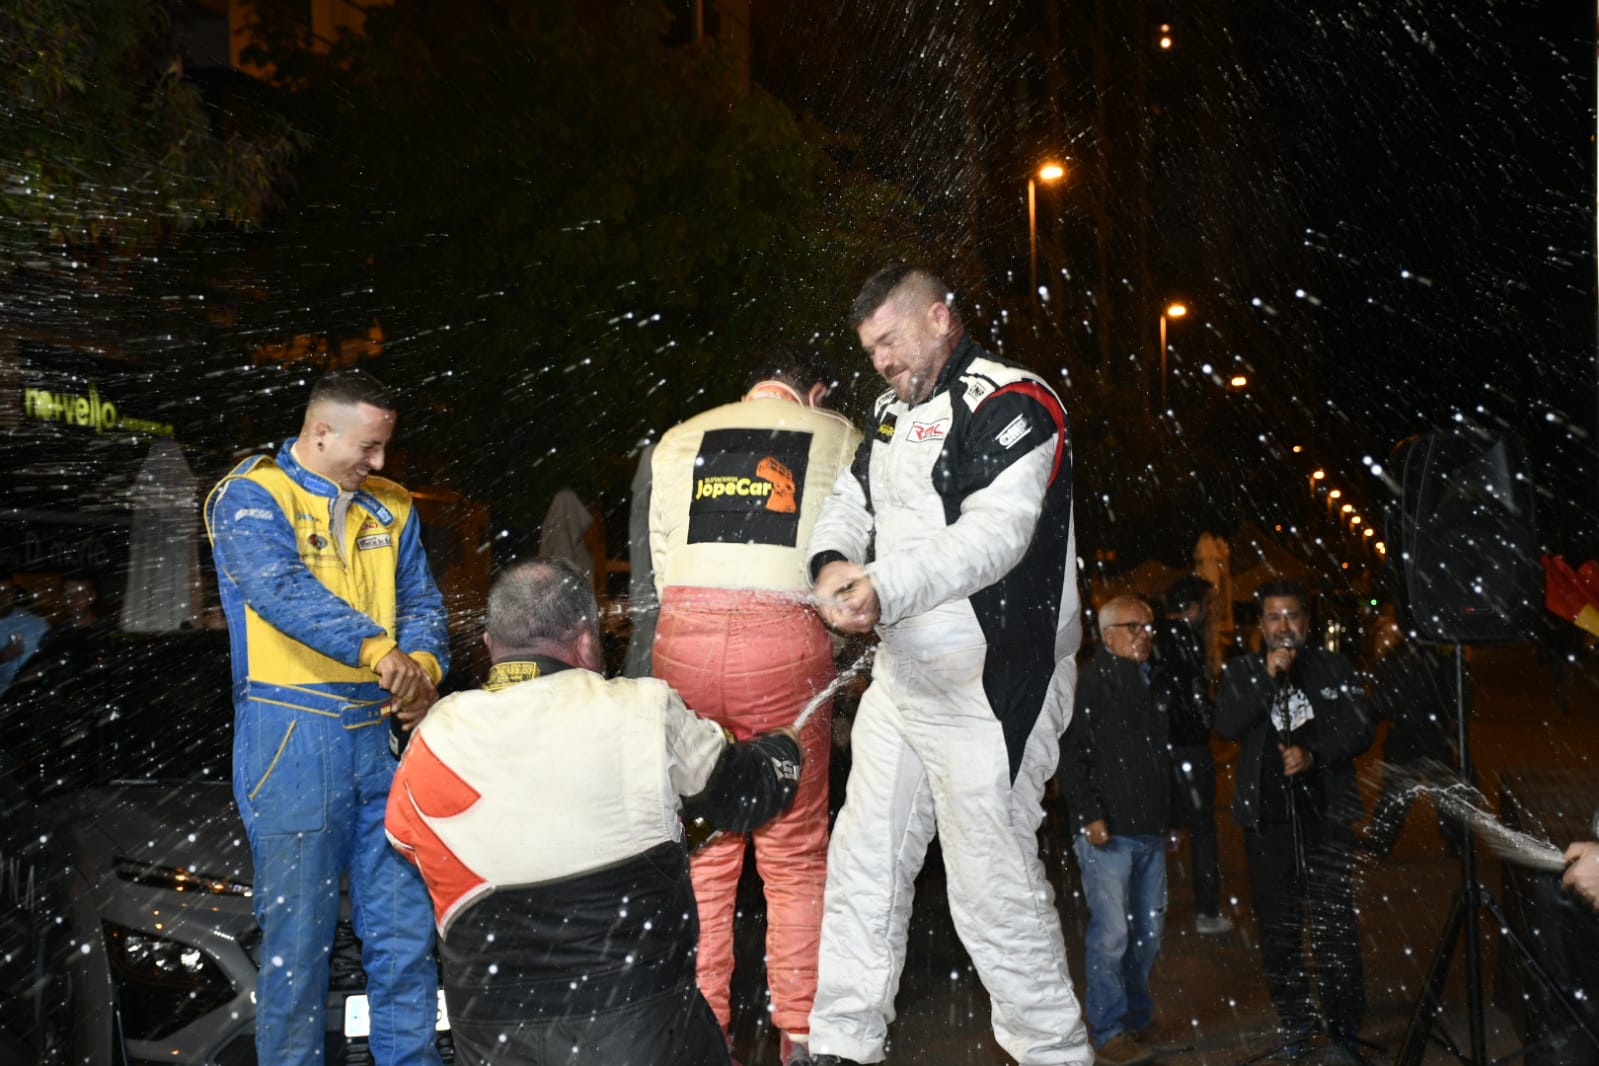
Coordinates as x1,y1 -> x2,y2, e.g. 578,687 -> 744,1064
1028,162 -> 1065,317
1158,301 -> 1187,409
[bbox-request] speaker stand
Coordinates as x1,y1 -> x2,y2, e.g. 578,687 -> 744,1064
1395,646 -> 1599,1065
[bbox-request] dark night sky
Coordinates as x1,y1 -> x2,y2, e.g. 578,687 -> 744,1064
1221,2 -> 1594,550
756,0 -> 1596,560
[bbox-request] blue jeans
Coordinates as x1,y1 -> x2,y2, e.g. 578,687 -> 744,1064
234,685 -> 443,1066
1073,833 -> 1167,1045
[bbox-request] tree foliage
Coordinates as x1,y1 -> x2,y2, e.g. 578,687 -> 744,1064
237,0 -> 920,533
0,0 -> 300,272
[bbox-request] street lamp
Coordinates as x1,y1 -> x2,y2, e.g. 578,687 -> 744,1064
1028,162 -> 1066,315
1158,301 -> 1187,409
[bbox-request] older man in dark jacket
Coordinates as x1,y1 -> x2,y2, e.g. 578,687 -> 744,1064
1060,595 -> 1172,1066
1217,580 -> 1372,1062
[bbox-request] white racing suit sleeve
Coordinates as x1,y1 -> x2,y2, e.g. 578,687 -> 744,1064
807,442 -> 875,581
868,436 -> 1053,628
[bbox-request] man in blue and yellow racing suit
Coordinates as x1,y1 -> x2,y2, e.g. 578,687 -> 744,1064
206,371 -> 450,1066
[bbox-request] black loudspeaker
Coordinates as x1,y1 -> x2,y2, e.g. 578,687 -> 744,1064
1387,429 -> 1540,644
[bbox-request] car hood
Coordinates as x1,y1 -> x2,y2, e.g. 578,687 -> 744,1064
65,781 -> 254,885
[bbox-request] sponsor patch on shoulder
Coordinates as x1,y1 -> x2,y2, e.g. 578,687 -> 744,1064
961,375 -> 994,407
996,414 -> 1030,448
234,507 -> 275,522
356,533 -> 393,551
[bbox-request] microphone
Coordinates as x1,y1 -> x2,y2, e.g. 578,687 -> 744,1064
1265,632 -> 1304,679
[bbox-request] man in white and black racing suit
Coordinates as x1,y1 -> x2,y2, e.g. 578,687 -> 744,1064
805,265 -> 1090,1066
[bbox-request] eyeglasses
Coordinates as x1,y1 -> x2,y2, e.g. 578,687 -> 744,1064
1105,621 -> 1155,634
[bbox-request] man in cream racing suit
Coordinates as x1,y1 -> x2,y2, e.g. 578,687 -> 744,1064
206,371 -> 449,1065
649,343 -> 861,1064
806,265 -> 1090,1066
386,559 -> 804,1064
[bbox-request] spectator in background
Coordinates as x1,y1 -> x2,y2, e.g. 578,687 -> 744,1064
0,581 -> 48,696
1155,575 -> 1232,936
538,487 -> 608,599
623,442 -> 658,677
1216,579 -> 1373,1062
48,577 -> 107,633
1060,595 -> 1173,1065
30,576 -> 115,673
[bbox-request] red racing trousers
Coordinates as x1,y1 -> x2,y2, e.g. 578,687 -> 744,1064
653,586 -> 834,1037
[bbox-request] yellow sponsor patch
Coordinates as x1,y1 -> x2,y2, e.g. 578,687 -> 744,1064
693,475 -> 774,501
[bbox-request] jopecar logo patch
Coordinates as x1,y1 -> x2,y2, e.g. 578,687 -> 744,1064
687,427 -> 811,547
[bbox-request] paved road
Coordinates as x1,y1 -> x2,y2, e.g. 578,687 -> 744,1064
725,645 -> 1599,1065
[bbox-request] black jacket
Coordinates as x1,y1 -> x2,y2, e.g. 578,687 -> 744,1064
1153,618 -> 1212,748
1059,647 -> 1172,836
1216,647 -> 1373,831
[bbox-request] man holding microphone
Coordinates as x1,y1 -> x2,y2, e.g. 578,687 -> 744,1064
1216,580 -> 1373,1063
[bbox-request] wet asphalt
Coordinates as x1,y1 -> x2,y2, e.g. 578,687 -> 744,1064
722,644 -> 1599,1065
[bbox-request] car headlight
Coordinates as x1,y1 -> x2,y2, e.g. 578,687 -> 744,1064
103,921 -> 236,1041
114,858 -> 252,898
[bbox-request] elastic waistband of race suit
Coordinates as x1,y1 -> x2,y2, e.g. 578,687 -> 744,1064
237,678 -> 388,721
659,585 -> 819,616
